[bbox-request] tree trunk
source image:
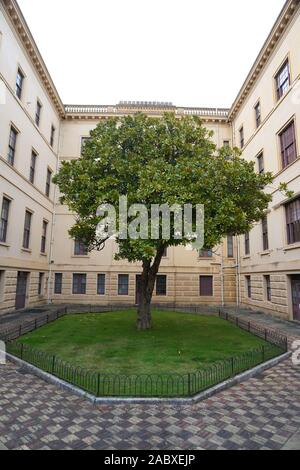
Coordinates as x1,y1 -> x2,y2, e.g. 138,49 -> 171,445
136,247 -> 165,330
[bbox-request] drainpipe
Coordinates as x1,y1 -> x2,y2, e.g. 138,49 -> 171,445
47,120 -> 62,304
221,245 -> 225,308
236,235 -> 241,309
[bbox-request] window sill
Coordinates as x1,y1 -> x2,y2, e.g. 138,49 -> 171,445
71,255 -> 90,259
242,255 -> 251,260
0,242 -> 10,248
21,248 -> 32,254
259,250 -> 271,257
283,243 -> 300,252
40,252 -> 47,257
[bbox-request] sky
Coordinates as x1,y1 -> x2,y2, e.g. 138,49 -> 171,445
17,0 -> 286,108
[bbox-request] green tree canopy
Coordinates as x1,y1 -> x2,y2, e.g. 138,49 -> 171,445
53,113 -> 273,329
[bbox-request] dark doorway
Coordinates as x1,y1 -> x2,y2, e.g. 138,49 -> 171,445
15,272 -> 28,310
135,275 -> 142,305
291,275 -> 300,321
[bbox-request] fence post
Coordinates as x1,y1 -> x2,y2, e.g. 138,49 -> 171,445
52,355 -> 56,374
264,329 -> 268,341
97,374 -> 101,397
248,322 -> 251,333
188,373 -> 192,396
20,343 -> 24,360
231,357 -> 234,377
19,324 -> 22,337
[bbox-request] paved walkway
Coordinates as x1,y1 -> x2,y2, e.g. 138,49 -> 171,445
0,359 -> 299,450
0,305 -> 299,450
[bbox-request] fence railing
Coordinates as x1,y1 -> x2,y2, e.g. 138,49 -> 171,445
218,309 -> 288,351
6,341 -> 285,398
1,306 -> 288,398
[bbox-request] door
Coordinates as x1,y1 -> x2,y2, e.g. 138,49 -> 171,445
291,275 -> 300,321
15,272 -> 28,310
135,275 -> 142,305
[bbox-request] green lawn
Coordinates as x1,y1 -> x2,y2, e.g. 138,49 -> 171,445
18,309 -> 270,375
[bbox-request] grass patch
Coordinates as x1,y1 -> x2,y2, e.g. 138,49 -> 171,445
18,309 -> 270,375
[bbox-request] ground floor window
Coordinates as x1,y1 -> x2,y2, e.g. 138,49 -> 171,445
54,273 -> 63,295
156,275 -> 167,296
246,276 -> 251,299
38,273 -> 45,296
264,275 -> 271,302
73,274 -> 86,295
97,274 -> 106,295
118,274 -> 129,295
199,276 -> 213,297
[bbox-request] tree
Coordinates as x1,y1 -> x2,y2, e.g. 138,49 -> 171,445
53,113 -> 273,330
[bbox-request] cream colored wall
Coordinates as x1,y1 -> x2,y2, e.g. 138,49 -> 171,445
232,7 -> 300,319
0,5 -> 61,313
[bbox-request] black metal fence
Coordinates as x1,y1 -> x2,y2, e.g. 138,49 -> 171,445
1,307 -> 288,398
218,309 -> 288,351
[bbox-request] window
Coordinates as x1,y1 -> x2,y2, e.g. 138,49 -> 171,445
74,238 -> 88,256
0,197 -> 10,243
23,210 -> 32,249
286,197 -> 300,245
257,152 -> 264,174
279,121 -> 297,169
239,126 -> 244,148
29,150 -> 37,184
54,273 -> 63,295
73,274 -> 86,294
223,140 -> 230,147
227,235 -> 234,258
275,60 -> 290,100
35,100 -> 42,126
162,247 -> 168,257
50,125 -> 55,147
254,102 -> 261,128
38,273 -> 45,296
245,232 -> 250,255
15,68 -> 24,99
156,275 -> 167,296
8,126 -> 18,166
200,276 -> 213,297
262,217 -> 269,251
246,276 -> 251,298
118,274 -> 129,295
41,220 -> 48,254
97,274 -> 106,295
264,275 -> 271,302
199,248 -> 213,258
45,169 -> 52,197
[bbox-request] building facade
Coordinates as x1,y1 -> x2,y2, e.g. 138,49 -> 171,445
0,0 -> 299,321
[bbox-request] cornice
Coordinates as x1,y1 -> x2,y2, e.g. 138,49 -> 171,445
228,0 -> 300,121
64,104 -> 229,123
2,0 -> 65,118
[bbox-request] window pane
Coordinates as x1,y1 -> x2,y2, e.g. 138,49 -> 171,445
54,273 -> 63,294
0,198 -> 10,243
97,274 -> 105,295
156,275 -> 167,296
280,121 -> 296,169
23,211 -> 32,249
118,274 -> 129,295
227,235 -> 234,258
200,276 -> 213,296
73,274 -> 86,294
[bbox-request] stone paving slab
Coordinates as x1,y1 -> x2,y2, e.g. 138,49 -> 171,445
282,430 -> 300,450
0,359 -> 299,450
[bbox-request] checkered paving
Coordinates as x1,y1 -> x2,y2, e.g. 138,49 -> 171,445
0,359 -> 299,450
